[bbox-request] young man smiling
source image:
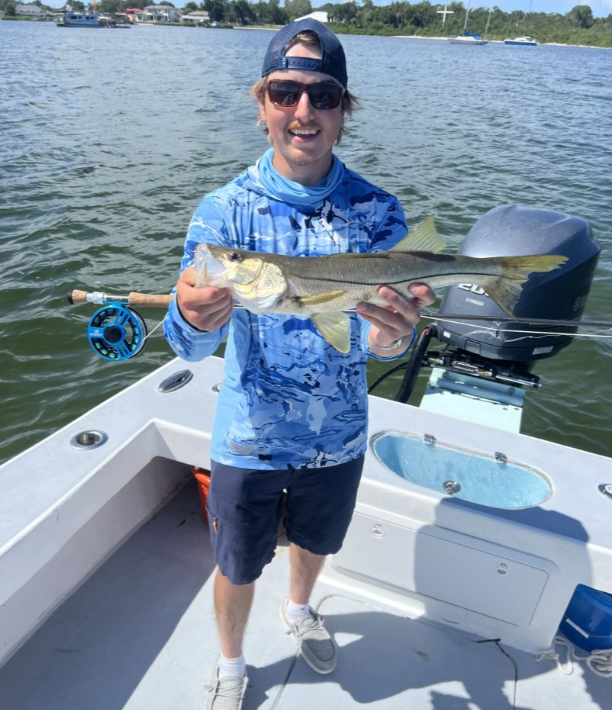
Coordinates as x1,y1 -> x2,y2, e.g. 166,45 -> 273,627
164,18 -> 435,710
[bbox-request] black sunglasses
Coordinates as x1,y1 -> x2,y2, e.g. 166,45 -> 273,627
267,80 -> 344,110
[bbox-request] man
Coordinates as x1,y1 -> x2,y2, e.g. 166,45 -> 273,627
164,18 -> 435,710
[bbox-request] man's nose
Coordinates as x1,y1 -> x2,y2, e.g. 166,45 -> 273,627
294,89 -> 315,122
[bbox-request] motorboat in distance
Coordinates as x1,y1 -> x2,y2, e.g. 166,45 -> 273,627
504,36 -> 538,45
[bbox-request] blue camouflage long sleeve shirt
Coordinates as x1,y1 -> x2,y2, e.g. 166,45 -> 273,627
164,157 -> 413,469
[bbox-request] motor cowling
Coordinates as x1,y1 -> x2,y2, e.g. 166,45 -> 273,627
436,204 -> 600,363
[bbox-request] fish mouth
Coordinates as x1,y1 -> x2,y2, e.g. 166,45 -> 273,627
195,244 -> 228,288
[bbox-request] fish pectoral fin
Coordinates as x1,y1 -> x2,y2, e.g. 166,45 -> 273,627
296,291 -> 346,306
391,216 -> 447,254
311,313 -> 351,353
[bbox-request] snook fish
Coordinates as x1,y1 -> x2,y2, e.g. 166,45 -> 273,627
194,217 -> 567,353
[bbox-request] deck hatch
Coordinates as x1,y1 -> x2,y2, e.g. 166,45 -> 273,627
371,431 -> 551,509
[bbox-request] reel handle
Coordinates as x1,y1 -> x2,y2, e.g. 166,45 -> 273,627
69,290 -> 173,308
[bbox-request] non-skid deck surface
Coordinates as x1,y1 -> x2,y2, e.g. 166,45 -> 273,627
0,482 -> 608,709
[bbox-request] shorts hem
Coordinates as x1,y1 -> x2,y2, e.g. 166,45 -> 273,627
285,536 -> 340,557
215,551 -> 276,586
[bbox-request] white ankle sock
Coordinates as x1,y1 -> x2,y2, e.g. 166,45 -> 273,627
285,598 -> 311,623
218,653 -> 246,679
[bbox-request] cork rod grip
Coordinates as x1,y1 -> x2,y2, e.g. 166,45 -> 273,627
69,289 -> 91,305
127,292 -> 173,308
68,290 -> 173,308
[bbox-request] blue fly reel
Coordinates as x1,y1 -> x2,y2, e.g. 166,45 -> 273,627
87,305 -> 147,361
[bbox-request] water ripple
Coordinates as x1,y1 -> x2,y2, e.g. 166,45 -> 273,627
1,25 -> 612,463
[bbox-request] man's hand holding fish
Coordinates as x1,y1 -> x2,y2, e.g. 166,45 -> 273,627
358,283 -> 435,354
175,266 -> 233,333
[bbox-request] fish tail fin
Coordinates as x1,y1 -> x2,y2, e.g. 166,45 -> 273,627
482,254 -> 568,315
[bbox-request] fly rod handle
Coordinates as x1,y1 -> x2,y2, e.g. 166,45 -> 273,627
68,289 -> 95,305
127,292 -> 173,308
68,290 -> 173,308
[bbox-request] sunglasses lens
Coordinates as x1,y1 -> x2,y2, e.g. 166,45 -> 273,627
267,81 -> 343,110
309,83 -> 343,110
268,81 -> 302,107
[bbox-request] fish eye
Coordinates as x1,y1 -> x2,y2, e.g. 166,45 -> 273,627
229,252 -> 241,262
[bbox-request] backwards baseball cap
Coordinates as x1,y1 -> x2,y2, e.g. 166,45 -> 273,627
261,19 -> 348,89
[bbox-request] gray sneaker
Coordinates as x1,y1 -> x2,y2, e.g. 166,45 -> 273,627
280,598 -> 337,674
205,662 -> 248,710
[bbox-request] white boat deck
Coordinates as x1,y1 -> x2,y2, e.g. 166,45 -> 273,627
1,357 -> 611,707
0,480 -> 608,710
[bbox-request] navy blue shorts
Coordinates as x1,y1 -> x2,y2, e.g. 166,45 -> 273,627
206,457 -> 364,585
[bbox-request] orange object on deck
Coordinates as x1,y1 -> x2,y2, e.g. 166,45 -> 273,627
190,466 -> 211,523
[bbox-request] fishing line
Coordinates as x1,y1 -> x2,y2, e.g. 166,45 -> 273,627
422,316 -> 612,340
425,313 -> 612,329
329,308 -> 612,340
141,319 -> 165,343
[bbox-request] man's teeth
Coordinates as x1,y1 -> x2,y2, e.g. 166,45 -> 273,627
290,129 -> 318,135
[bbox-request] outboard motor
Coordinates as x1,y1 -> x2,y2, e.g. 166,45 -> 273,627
436,204 -> 600,363
392,205 -> 601,432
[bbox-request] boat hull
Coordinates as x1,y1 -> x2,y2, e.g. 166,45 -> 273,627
55,11 -> 109,27
504,37 -> 538,46
447,37 -> 488,45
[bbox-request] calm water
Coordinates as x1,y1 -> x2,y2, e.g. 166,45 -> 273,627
1,22 -> 611,464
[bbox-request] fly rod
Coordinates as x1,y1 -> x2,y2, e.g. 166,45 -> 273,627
67,289 -> 612,331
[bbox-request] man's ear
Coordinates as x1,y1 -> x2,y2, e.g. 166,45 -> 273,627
258,98 -> 267,124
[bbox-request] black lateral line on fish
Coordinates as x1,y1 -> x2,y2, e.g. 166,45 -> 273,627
293,268 -> 513,287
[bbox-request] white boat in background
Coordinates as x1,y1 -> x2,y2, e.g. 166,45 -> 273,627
447,34 -> 488,45
55,10 -> 108,27
448,5 -> 490,45
505,35 -> 538,45
1,205 -> 611,708
55,1 -> 115,27
505,3 -> 538,45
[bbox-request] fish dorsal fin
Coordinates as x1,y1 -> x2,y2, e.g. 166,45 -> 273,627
297,291 -> 346,306
391,216 -> 446,254
311,313 -> 351,353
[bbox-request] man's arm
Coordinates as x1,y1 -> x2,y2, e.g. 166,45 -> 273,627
164,198 -> 234,361
359,197 -> 435,358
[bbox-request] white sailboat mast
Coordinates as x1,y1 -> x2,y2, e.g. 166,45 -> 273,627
463,2 -> 470,32
484,8 -> 492,39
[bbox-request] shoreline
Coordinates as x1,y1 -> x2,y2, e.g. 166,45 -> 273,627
232,25 -> 281,31
3,19 -> 609,50
392,34 -> 612,50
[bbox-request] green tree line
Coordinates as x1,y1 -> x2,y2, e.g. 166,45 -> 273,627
322,3 -> 612,47
2,1 -> 611,47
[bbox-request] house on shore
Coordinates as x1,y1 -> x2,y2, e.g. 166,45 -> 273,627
15,4 -> 45,16
124,8 -> 143,23
182,10 -> 210,25
137,5 -> 181,23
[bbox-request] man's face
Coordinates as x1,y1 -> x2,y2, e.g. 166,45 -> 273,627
258,42 -> 344,184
